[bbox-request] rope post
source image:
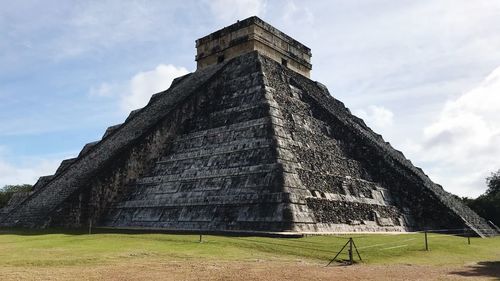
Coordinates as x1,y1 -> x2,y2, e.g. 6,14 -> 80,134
352,238 -> 362,262
326,237 -> 362,267
467,229 -> 471,245
326,238 -> 350,267
88,219 -> 92,235
424,230 -> 429,251
348,238 -> 354,265
199,233 -> 203,243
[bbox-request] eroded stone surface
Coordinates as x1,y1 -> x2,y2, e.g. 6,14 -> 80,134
0,52 -> 496,237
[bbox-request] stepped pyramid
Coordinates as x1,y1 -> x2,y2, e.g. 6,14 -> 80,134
1,17 -> 496,237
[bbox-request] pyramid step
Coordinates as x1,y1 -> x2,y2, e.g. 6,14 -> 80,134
175,118 -> 271,142
32,175 -> 55,191
125,109 -> 141,122
102,123 -> 122,139
159,138 -> 273,163
208,101 -> 268,119
114,192 -> 290,209
146,74 -> 194,104
126,179 -> 278,201
215,85 -> 265,109
171,136 -> 274,155
488,220 -> 500,233
170,73 -> 192,88
138,163 -> 280,184
55,158 -> 78,175
153,148 -> 276,176
78,141 -> 99,157
186,104 -> 268,132
171,118 -> 273,155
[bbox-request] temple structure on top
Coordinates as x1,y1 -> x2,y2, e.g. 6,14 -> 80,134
196,16 -> 312,77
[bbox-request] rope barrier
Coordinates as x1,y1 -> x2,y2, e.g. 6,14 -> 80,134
325,227 -> 498,266
415,228 -> 499,233
356,237 -> 418,250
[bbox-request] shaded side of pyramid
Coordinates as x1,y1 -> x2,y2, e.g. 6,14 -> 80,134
0,58 -> 227,228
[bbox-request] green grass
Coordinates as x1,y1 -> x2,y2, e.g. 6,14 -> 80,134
0,229 -> 498,267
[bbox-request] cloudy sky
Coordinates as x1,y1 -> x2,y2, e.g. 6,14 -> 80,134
1,0 -> 499,197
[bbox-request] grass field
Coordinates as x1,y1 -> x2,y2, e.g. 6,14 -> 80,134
0,229 -> 499,280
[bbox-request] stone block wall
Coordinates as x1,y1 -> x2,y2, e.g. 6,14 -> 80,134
196,16 -> 312,77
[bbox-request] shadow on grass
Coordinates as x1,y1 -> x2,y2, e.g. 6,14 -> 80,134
0,227 -> 89,236
229,237 -> 341,255
0,227 -> 305,238
449,261 -> 500,280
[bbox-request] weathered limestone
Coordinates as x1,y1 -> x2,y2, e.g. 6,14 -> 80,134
102,124 -> 122,139
55,158 -> 78,175
78,141 -> 99,157
32,175 -> 55,191
0,17 -> 496,237
196,16 -> 311,78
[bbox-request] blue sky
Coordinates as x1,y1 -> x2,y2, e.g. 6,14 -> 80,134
1,0 -> 500,197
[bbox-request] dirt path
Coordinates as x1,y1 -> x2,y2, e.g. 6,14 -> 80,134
1,260 -> 499,281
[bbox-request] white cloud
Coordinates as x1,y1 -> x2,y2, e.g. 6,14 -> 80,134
89,82 -> 114,97
208,0 -> 267,22
54,1 -> 158,59
405,65 -> 500,197
0,147 -> 63,187
120,64 -> 189,112
355,105 -> 394,131
0,159 -> 60,187
282,1 -> 314,26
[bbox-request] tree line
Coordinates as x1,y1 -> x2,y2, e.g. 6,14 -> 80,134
0,184 -> 32,208
462,170 -> 500,226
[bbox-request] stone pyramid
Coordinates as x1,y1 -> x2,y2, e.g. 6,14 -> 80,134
1,17 -> 496,237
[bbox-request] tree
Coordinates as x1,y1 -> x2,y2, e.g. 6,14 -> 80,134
486,170 -> 500,196
464,170 -> 500,227
0,184 -> 33,209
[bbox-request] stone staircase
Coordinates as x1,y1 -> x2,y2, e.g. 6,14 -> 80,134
103,59 -> 292,231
